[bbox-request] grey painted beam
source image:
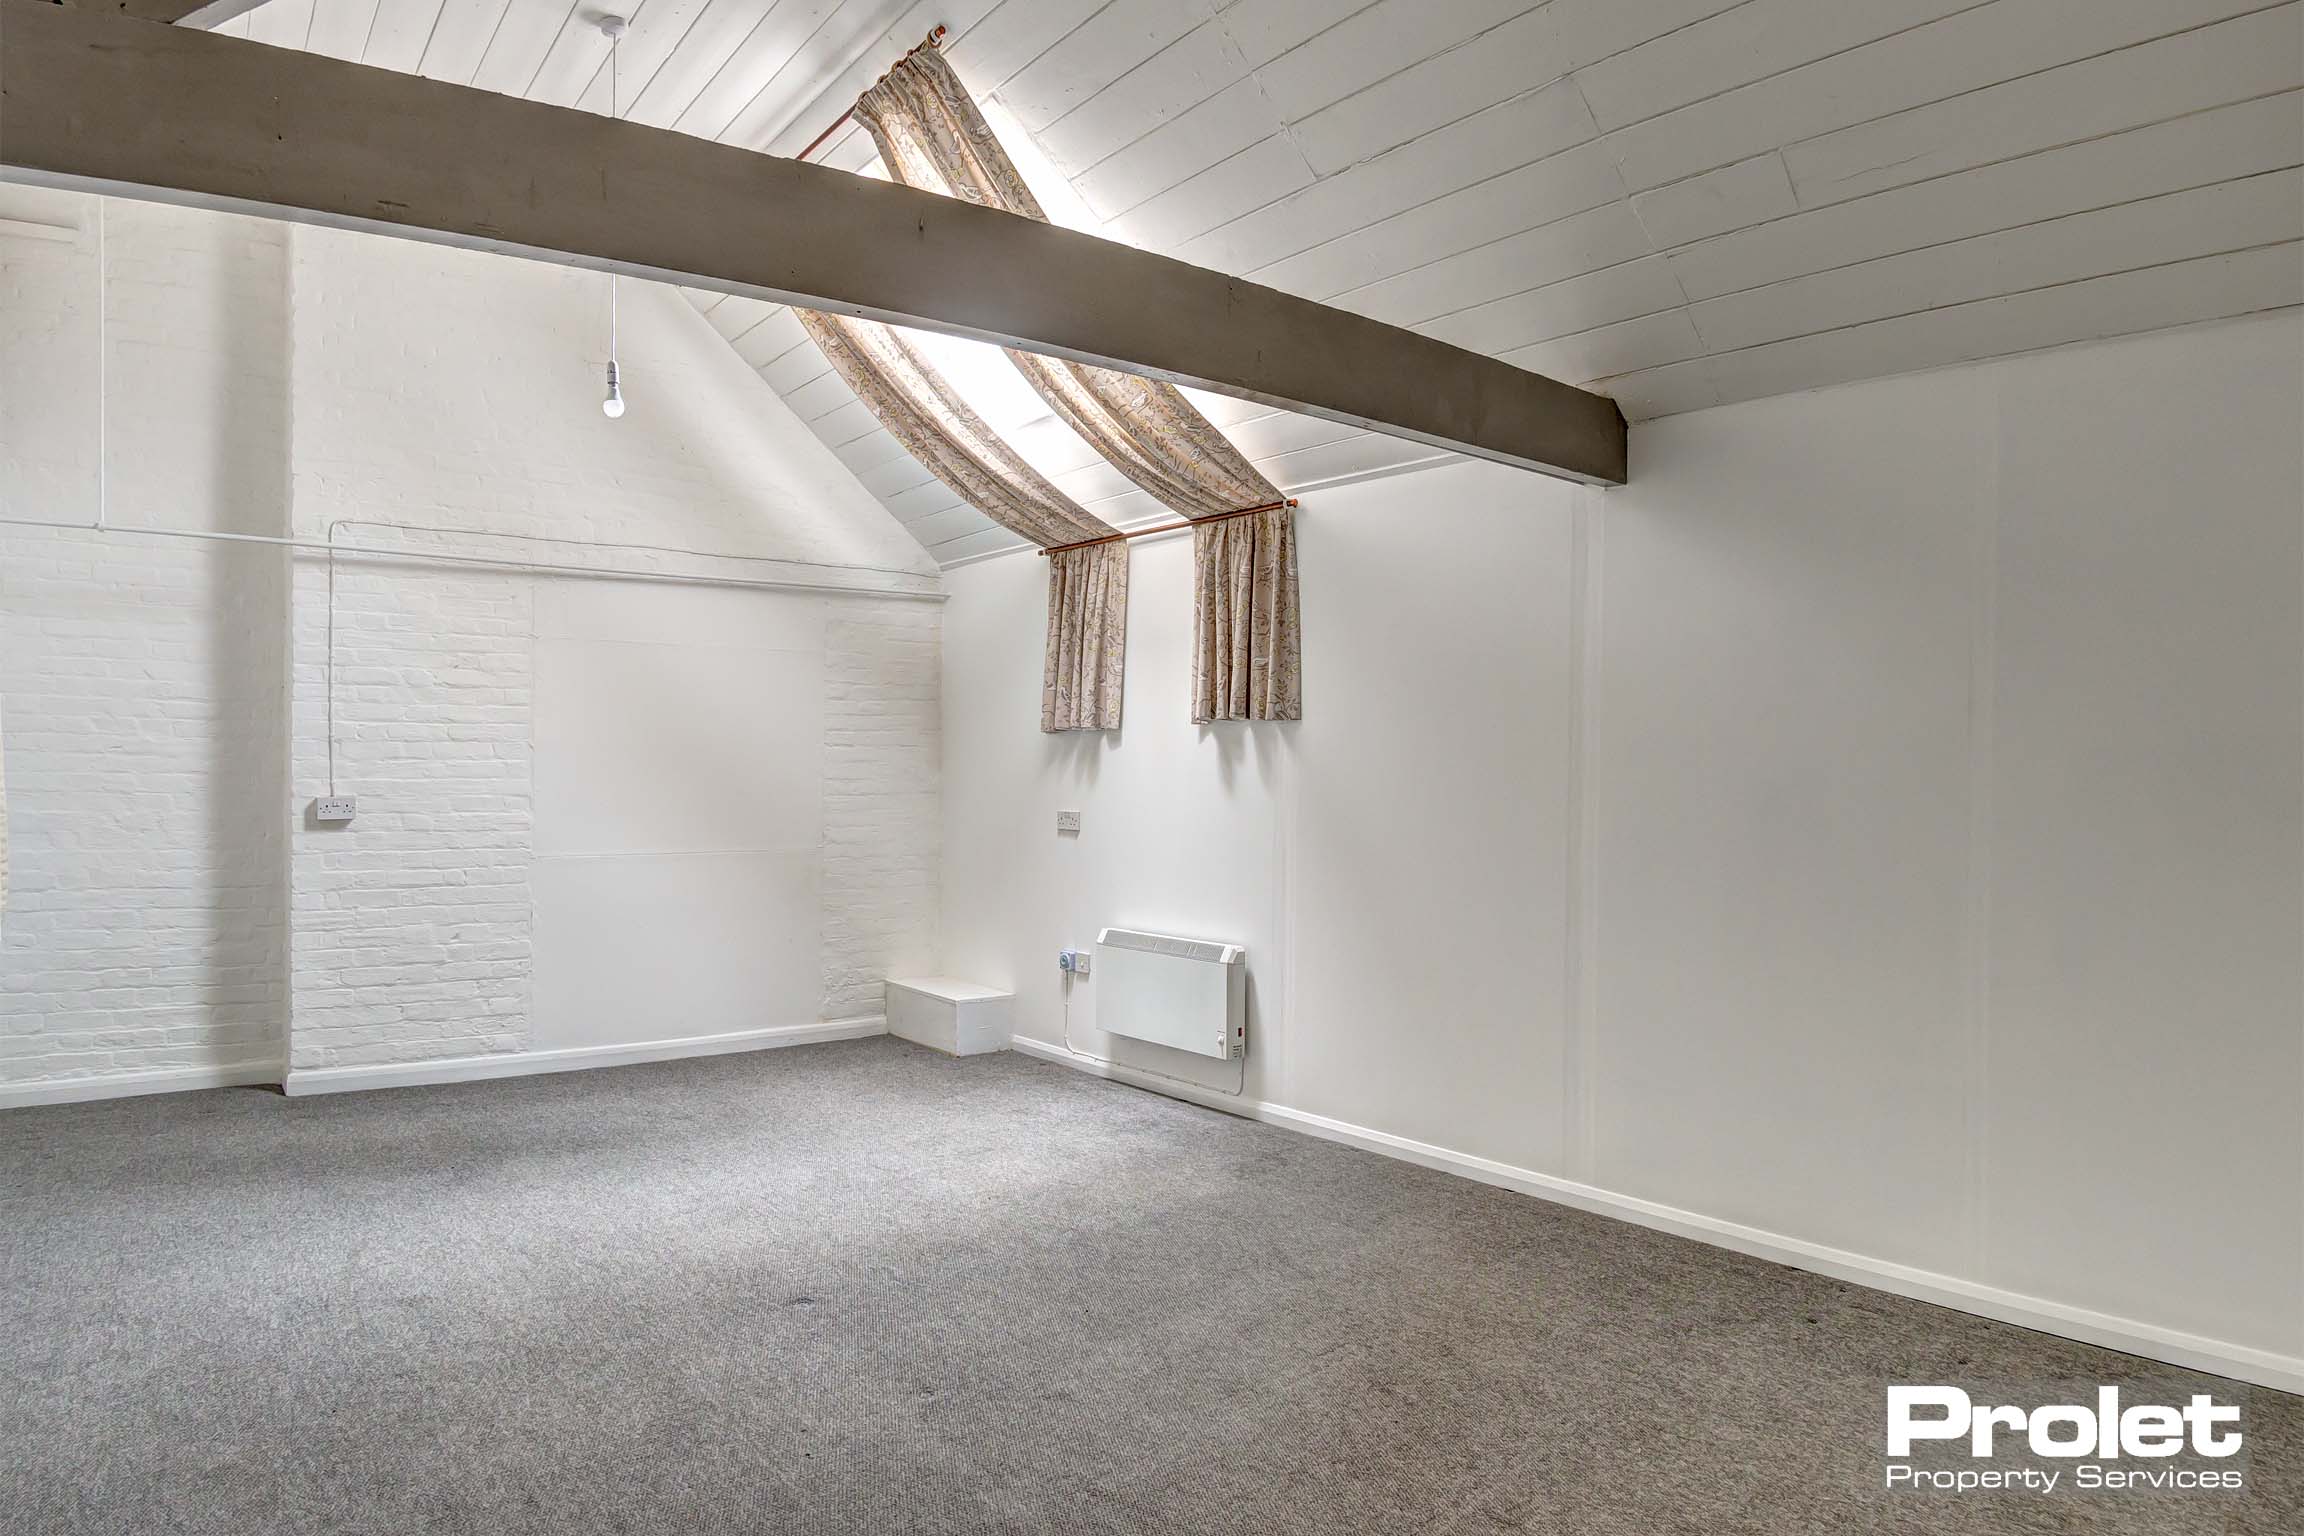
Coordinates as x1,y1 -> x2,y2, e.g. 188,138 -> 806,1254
0,2 -> 1628,485
71,0 -> 267,28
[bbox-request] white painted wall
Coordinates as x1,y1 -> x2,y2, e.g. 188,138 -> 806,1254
1,192 -> 291,1093
4,190 -> 2295,1393
3,197 -> 943,1095
283,228 -> 942,1074
940,310 -> 2304,1381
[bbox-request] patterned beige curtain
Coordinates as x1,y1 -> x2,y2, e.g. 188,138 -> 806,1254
795,310 -> 1103,547
1192,507 -> 1301,724
854,47 -> 1301,719
793,302 -> 1127,732
1043,543 -> 1127,732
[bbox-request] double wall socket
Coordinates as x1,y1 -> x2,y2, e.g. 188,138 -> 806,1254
313,797 -> 357,824
1056,810 -> 1082,834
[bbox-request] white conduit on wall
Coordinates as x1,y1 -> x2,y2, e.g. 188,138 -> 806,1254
93,201 -> 105,534
4,201 -> 942,604
0,517 -> 947,602
10,200 -> 917,930
0,515 -> 946,812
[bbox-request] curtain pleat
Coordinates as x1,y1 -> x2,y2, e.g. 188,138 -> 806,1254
1191,506 -> 1301,724
794,310 -> 1108,548
793,285 -> 1129,734
854,48 -> 1302,720
1043,542 -> 1128,732
853,52 -> 1283,522
1020,365 -> 1273,519
801,306 -> 1133,732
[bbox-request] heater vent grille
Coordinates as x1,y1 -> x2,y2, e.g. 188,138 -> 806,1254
1093,928 -> 1246,1060
1095,928 -> 1244,965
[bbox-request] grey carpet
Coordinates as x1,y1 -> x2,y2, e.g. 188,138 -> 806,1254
2,1037 -> 2295,1535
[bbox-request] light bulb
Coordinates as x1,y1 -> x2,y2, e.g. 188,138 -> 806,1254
601,358 -> 625,419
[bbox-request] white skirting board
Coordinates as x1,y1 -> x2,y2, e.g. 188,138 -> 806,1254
1008,1035 -> 2304,1397
283,1017 -> 886,1096
0,1061 -> 279,1111
1,1019 -> 886,1110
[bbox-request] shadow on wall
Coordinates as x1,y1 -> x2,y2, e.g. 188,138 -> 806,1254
1197,718 -> 1288,797
190,216 -> 293,1074
0,197 -> 294,1082
1049,726 -> 1105,789
88,209 -> 298,1073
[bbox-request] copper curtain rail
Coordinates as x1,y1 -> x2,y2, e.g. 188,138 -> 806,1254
795,25 -> 948,163
1037,499 -> 1298,557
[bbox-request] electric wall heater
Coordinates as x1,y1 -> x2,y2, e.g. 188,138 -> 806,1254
1093,928 -> 1247,1060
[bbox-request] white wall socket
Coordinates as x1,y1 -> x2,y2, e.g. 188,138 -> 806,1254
313,796 -> 357,824
1055,810 -> 1082,834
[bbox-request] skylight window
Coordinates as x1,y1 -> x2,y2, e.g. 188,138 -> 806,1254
855,100 -> 1239,500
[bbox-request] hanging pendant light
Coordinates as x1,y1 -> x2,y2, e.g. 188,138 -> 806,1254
598,14 -> 628,419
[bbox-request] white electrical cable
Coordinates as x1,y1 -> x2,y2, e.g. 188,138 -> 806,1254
1059,966 -> 1248,1100
94,201 -> 107,532
325,539 -> 337,795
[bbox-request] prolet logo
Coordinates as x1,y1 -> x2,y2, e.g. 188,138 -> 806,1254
1883,1385 -> 2245,1493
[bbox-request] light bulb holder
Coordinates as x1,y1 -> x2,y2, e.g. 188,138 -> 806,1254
602,358 -> 625,418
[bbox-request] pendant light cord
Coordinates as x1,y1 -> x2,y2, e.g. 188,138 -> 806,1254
595,15 -> 628,416
606,23 -> 619,369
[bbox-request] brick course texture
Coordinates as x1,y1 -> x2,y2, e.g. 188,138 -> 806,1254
2,199 -> 943,1091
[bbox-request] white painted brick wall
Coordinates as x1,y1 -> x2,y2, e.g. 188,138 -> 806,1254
3,198 -> 943,1090
287,559 -> 536,1067
283,229 -> 940,1070
1,196 -> 291,1087
823,601 -> 942,1018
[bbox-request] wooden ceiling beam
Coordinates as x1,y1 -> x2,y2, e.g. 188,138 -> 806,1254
1,2 -> 1628,485
66,0 -> 267,28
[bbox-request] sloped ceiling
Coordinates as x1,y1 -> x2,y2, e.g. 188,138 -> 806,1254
221,0 -> 2303,564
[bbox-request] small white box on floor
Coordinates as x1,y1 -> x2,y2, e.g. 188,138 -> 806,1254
884,977 -> 1013,1056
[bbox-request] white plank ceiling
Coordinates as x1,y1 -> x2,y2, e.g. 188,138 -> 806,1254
220,0 -> 2304,564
